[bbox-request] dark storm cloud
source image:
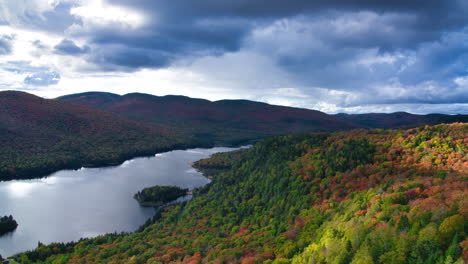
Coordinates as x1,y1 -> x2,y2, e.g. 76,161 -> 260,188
88,45 -> 172,71
73,0 -> 468,71
90,18 -> 249,53
54,39 -> 90,55
109,0 -> 468,39
77,16 -> 253,71
109,0 -> 458,19
0,35 -> 14,55
398,29 -> 468,85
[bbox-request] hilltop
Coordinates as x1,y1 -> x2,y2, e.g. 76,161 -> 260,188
58,92 -> 360,145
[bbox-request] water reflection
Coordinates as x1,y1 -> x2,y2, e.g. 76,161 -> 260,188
6,182 -> 37,198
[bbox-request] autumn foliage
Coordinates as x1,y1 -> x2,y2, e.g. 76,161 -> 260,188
13,123 -> 468,264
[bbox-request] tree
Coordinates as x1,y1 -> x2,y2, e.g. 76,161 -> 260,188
444,234 -> 462,261
438,215 -> 464,247
351,246 -> 375,264
397,215 -> 410,232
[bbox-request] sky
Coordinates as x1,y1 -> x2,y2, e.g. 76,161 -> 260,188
0,0 -> 467,114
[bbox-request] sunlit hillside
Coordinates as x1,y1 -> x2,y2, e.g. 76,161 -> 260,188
14,123 -> 467,264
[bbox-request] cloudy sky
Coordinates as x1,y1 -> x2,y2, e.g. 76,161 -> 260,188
0,0 -> 467,114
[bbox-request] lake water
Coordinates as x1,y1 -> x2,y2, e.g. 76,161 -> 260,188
0,146 -> 240,257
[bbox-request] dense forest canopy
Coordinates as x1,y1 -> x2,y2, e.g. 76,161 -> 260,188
0,215 -> 18,236
12,123 -> 467,264
134,186 -> 189,207
0,91 -> 184,181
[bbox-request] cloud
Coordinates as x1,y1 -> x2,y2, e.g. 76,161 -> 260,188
32,39 -> 47,50
1,60 -> 49,73
235,15 -> 468,105
69,0 -> 145,28
0,34 -> 14,55
0,0 -> 56,24
108,0 -> 468,47
24,71 -> 61,86
0,0 -> 467,114
0,0 -> 77,32
56,0 -> 468,76
67,15 -> 252,71
326,103 -> 468,115
54,39 -> 90,55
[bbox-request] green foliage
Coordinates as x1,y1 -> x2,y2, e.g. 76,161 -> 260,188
13,123 -> 468,264
0,215 -> 18,235
438,215 -> 465,248
133,185 -> 188,207
397,215 -> 410,232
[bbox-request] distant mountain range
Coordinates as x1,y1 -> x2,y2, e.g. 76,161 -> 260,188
57,92 -> 360,145
0,90 -> 466,180
335,112 -> 468,129
58,91 -> 467,138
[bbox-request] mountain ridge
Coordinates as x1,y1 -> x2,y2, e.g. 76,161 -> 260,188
57,91 -> 361,145
59,91 -> 467,130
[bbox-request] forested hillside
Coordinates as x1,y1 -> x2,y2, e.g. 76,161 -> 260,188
58,92 -> 360,145
0,91 -> 182,180
13,123 -> 467,264
59,93 -> 468,145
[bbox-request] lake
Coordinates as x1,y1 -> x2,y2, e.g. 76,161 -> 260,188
0,146 -> 241,257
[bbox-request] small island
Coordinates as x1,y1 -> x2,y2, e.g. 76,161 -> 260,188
134,185 -> 188,207
0,215 -> 18,236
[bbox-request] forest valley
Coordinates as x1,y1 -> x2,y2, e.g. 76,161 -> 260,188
2,90 -> 466,182
9,123 -> 468,264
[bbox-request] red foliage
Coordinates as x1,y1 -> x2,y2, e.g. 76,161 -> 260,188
183,252 -> 202,264
406,188 -> 420,200
283,228 -> 300,240
234,226 -> 250,238
354,210 -> 367,217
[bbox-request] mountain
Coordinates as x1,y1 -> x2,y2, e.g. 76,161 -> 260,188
0,91 -> 181,180
335,112 -> 468,129
13,123 -> 468,263
58,92 -> 360,145
59,93 -> 468,143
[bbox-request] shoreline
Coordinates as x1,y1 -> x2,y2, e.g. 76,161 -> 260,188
0,140 -> 255,182
3,145 -> 239,258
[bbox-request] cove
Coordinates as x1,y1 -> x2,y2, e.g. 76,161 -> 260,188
0,146 -> 241,257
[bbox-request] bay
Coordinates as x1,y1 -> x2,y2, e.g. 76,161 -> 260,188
0,146 -> 241,257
